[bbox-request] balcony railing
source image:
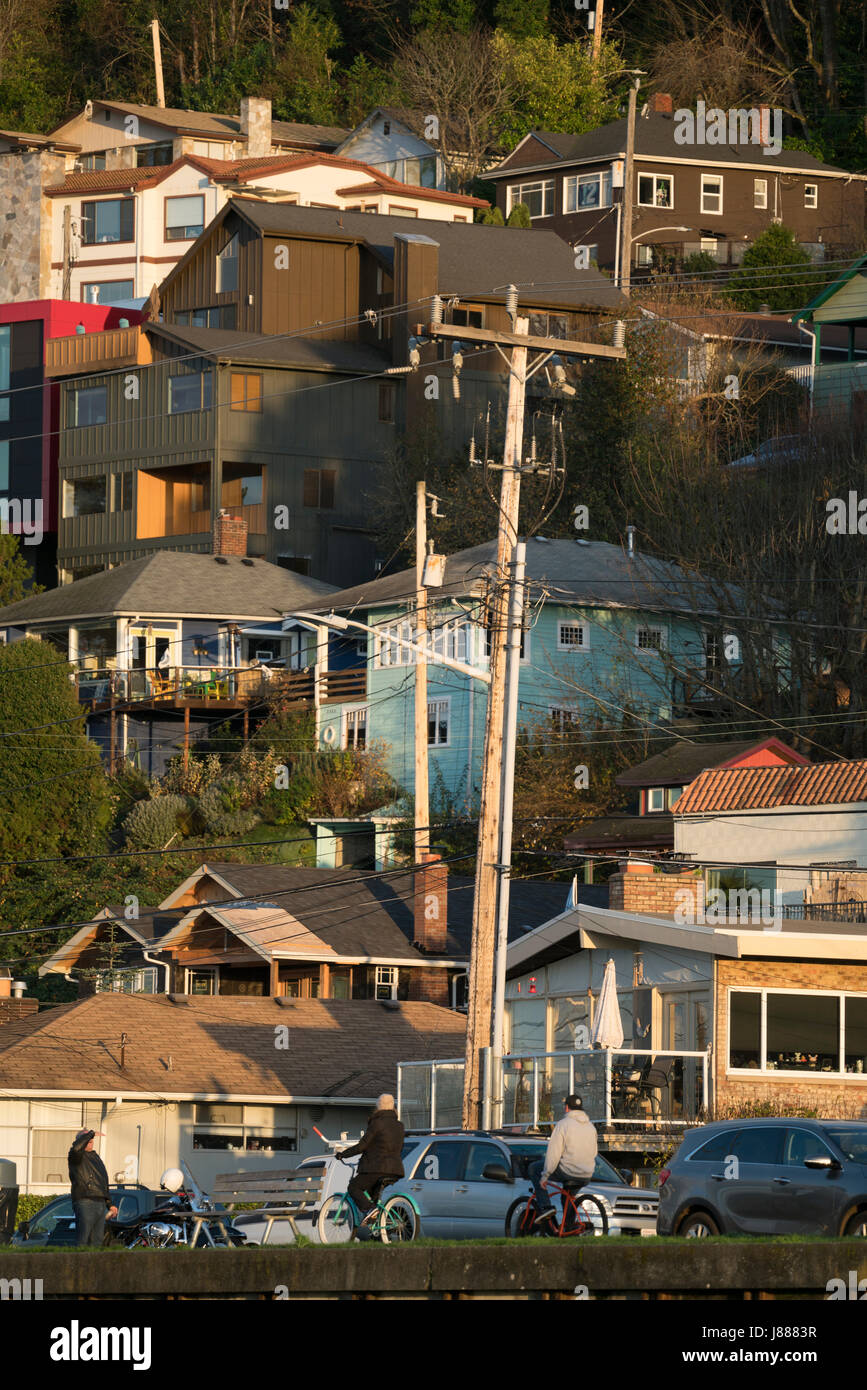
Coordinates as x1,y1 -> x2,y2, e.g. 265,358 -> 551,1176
74,665 -> 366,708
783,900 -> 867,923
46,326 -> 144,377
397,1048 -> 710,1131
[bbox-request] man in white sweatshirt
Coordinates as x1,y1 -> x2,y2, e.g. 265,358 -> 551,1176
530,1093 -> 598,1227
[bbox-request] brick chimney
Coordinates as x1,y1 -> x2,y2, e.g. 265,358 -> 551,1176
213,509 -> 247,557
608,859 -> 705,918
240,97 -> 272,159
648,93 -> 674,116
0,972 -> 10,998
413,853 -> 448,953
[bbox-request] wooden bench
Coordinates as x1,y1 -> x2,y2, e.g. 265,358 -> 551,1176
211,1169 -> 326,1245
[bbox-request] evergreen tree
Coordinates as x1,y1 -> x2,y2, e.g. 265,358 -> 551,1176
728,224 -> 820,313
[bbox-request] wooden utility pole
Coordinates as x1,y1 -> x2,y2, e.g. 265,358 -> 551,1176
151,19 -> 166,108
620,79 -> 640,297
414,478 -> 429,859
591,0 -> 605,64
424,305 -> 626,1131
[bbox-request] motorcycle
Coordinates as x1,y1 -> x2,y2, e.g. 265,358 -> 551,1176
108,1163 -> 246,1250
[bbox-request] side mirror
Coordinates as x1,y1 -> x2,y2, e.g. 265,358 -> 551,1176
482,1163 -> 513,1184
804,1155 -> 840,1171
16,1220 -> 29,1237
620,1168 -> 634,1186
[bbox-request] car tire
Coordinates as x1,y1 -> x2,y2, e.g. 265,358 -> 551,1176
842,1211 -> 867,1238
675,1209 -> 720,1238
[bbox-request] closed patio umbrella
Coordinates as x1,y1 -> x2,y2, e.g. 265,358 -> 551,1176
591,958 -> 624,1050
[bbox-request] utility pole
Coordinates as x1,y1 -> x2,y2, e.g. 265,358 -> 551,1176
151,18 -> 166,109
424,294 -> 626,1131
620,78 -> 640,297
591,0 -> 605,64
414,477 -> 429,859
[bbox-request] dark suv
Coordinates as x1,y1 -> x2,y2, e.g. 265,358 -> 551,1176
657,1119 -> 867,1237
12,1185 -> 164,1246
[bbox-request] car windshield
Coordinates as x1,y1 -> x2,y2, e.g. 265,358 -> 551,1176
823,1128 -> 867,1164
31,1199 -> 73,1233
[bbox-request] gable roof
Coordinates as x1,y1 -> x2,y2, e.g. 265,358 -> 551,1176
673,760 -> 867,814
39,908 -> 180,978
289,536 -> 732,619
491,114 -> 862,180
0,994 -> 465,1099
0,550 -> 335,629
615,736 -> 808,788
49,101 -> 348,150
161,862 -> 576,959
196,199 -> 626,313
791,252 -> 867,324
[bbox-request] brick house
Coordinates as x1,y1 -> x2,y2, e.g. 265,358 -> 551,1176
488,94 -> 866,275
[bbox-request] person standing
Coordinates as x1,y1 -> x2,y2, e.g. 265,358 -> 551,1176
338,1094 -> 404,1237
68,1129 -> 117,1246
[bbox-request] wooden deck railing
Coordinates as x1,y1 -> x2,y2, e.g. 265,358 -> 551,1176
74,665 -> 366,709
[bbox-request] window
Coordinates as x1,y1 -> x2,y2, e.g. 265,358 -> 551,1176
169,369 -> 212,413
194,140 -> 229,159
81,198 -> 134,245
729,989 -> 867,1073
507,180 -> 555,219
804,184 -> 818,209
303,469 -> 336,509
192,1102 -> 297,1153
428,697 -> 450,746
754,178 -> 767,210
95,967 -> 157,994
111,471 -> 132,511
137,142 -> 173,167
165,194 -> 205,241
411,1141 -> 463,1181
405,155 -> 437,187
378,382 -> 394,422
375,965 -> 399,1001
700,174 -> 723,214
784,1128 -> 836,1166
388,205 -> 418,217
647,787 -> 665,813
637,174 -> 672,208
277,555 -> 311,575
635,243 -> 654,267
768,992 -> 839,1072
844,996 -> 867,1072
0,440 -> 8,491
463,1141 -> 507,1181
730,1127 -> 784,1165
558,621 -> 589,650
689,1130 -> 741,1164
668,785 -> 684,806
229,373 -> 262,411
69,385 -> 107,427
216,234 -> 238,293
564,170 -> 612,212
508,997 -> 546,1053
529,311 -> 570,339
76,153 -> 106,172
32,1131 -> 80,1186
80,280 -> 135,305
550,995 -> 590,1051
377,618 -> 415,668
452,307 -> 484,329
343,705 -> 367,750
222,464 -> 263,507
428,615 -> 469,664
729,990 -> 761,1068
175,305 -> 236,329
549,706 -> 579,731
636,626 -> 665,652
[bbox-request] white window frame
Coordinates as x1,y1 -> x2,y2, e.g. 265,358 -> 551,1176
216,234 -> 239,293
700,173 -> 724,215
635,625 -> 666,654
804,183 -> 818,209
549,705 -> 580,731
727,985 -> 867,1078
375,617 -> 416,669
342,703 -> 368,750
95,967 -> 158,994
636,173 -> 673,209
557,620 -> 589,651
647,787 -> 665,812
428,696 -> 451,748
375,965 -> 399,1001
563,170 -> 612,213
481,622 -> 530,664
635,243 -> 654,267
507,179 -> 555,219
754,178 -> 767,210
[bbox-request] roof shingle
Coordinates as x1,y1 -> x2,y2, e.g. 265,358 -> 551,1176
673,760 -> 867,814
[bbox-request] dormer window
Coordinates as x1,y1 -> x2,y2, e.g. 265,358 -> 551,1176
383,120 -> 391,135
647,787 -> 665,813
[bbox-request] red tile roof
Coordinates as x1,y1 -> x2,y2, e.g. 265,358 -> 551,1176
673,760 -> 867,814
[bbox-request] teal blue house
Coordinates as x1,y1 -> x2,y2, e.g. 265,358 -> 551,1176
284,537 -> 748,866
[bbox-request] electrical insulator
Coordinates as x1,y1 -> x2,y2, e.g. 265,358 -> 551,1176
452,373 -> 461,399
469,435 -> 477,463
552,354 -> 567,386
506,284 -> 518,324
408,336 -> 421,368
452,343 -> 464,373
430,295 -> 443,328
613,320 -> 626,350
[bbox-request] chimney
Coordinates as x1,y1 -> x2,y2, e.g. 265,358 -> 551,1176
758,104 -> 771,146
413,853 -> 448,953
240,97 -> 272,159
648,93 -> 673,117
213,509 -> 247,557
0,972 -> 11,999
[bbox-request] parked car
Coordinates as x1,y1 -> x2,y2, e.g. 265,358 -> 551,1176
12,1184 -> 165,1246
657,1118 -> 867,1237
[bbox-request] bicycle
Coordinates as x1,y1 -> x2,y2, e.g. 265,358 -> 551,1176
505,1180 -> 609,1238
317,1184 -> 419,1245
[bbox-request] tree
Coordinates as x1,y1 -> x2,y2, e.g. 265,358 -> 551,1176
505,201 -> 531,227
0,534 -> 41,607
728,224 -> 818,312
650,15 -> 790,111
491,29 -> 622,149
477,205 -> 505,225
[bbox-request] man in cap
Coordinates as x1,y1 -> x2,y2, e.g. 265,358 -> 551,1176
530,1093 -> 598,1228
68,1129 -> 117,1246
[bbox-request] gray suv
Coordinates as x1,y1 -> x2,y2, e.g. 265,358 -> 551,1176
657,1118 -> 867,1237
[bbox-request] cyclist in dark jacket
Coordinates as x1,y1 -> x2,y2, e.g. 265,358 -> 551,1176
339,1094 -> 405,1221
68,1129 -> 117,1246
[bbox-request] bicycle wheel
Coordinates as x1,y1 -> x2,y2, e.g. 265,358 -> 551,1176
379,1195 -> 418,1244
317,1193 -> 356,1244
571,1193 -> 608,1237
505,1197 -> 536,1237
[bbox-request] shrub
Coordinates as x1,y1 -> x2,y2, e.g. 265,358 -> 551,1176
160,751 -> 222,798
682,250 -> 717,277
197,777 -> 258,838
260,774 -> 317,824
506,201 -> 531,228
121,794 -> 189,850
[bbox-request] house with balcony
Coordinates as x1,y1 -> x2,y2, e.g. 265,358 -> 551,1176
37,859 -> 576,1009
281,535 -> 777,868
487,93 -> 866,276
0,539 -> 337,773
563,736 -> 808,867
47,199 -> 623,585
399,857 -> 867,1171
